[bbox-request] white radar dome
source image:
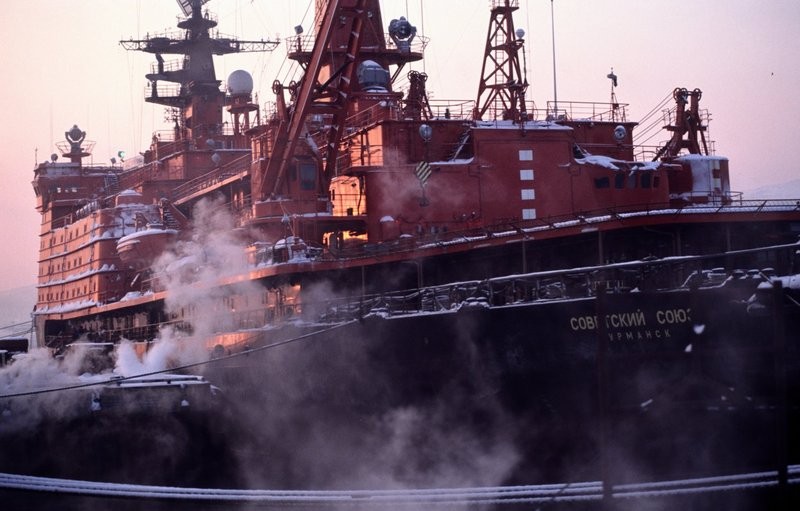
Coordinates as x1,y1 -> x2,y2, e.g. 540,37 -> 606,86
227,70 -> 254,95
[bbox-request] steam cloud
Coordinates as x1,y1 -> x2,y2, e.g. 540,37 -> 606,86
1,196 -> 526,498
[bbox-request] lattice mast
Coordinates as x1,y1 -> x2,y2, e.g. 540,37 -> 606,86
474,0 -> 529,123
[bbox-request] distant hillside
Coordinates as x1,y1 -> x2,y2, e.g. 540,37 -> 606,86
0,285 -> 35,335
744,179 -> 800,200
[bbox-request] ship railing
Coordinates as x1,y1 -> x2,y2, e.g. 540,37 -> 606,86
322,196 -> 800,267
286,33 -> 428,57
660,106 -> 712,128
489,0 -> 519,8
171,154 -> 252,201
634,145 -> 664,162
316,198 -> 800,265
634,143 -> 719,161
146,131 -> 188,159
116,161 -> 166,191
317,242 -> 799,322
261,101 -> 279,124
152,130 -> 176,143
144,83 -> 183,101
426,100 -> 477,120
318,274 -> 595,320
149,58 -> 184,75
55,139 -> 96,157
344,98 -> 402,133
477,101 -> 542,122
673,190 -> 744,204
547,100 -> 629,122
579,141 -> 636,155
152,139 -> 191,159
182,10 -> 218,25
193,122 -> 235,139
329,190 -> 364,216
120,30 -> 184,51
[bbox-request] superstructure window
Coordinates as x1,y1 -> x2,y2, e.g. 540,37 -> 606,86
641,173 -> 652,188
299,162 -> 317,191
614,173 -> 625,189
594,177 -> 610,189
519,149 -> 534,161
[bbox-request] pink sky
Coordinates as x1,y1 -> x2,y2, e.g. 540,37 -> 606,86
0,0 -> 798,292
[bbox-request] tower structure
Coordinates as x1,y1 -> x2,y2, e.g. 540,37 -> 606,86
654,87 -> 709,160
120,0 -> 277,146
257,0 -> 424,200
474,0 -> 529,123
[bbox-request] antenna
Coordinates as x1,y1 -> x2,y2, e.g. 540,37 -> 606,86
607,67 -> 619,121
550,0 -> 558,119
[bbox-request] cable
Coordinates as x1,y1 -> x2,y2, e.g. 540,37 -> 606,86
636,90 -> 673,124
0,320 -> 33,331
0,320 -> 356,400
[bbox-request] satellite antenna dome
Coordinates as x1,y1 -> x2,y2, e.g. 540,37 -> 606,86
227,70 -> 254,95
515,28 -> 525,39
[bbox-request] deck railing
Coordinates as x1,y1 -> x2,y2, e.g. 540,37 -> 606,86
547,100 -> 629,122
312,198 -> 800,263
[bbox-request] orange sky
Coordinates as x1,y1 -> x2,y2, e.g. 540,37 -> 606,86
0,0 -> 798,292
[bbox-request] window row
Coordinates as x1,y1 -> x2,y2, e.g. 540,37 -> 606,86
594,172 -> 660,190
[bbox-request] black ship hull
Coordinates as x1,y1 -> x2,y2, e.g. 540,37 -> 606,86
199,282 -> 799,490
2,279 -> 799,509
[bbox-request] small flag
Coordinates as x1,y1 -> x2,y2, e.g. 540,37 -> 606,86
415,161 -> 432,185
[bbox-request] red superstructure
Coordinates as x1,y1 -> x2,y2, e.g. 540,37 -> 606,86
31,0 -> 800,350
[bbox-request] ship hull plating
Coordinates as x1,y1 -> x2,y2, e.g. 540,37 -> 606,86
199,285 -> 799,489
3,282 -> 798,511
